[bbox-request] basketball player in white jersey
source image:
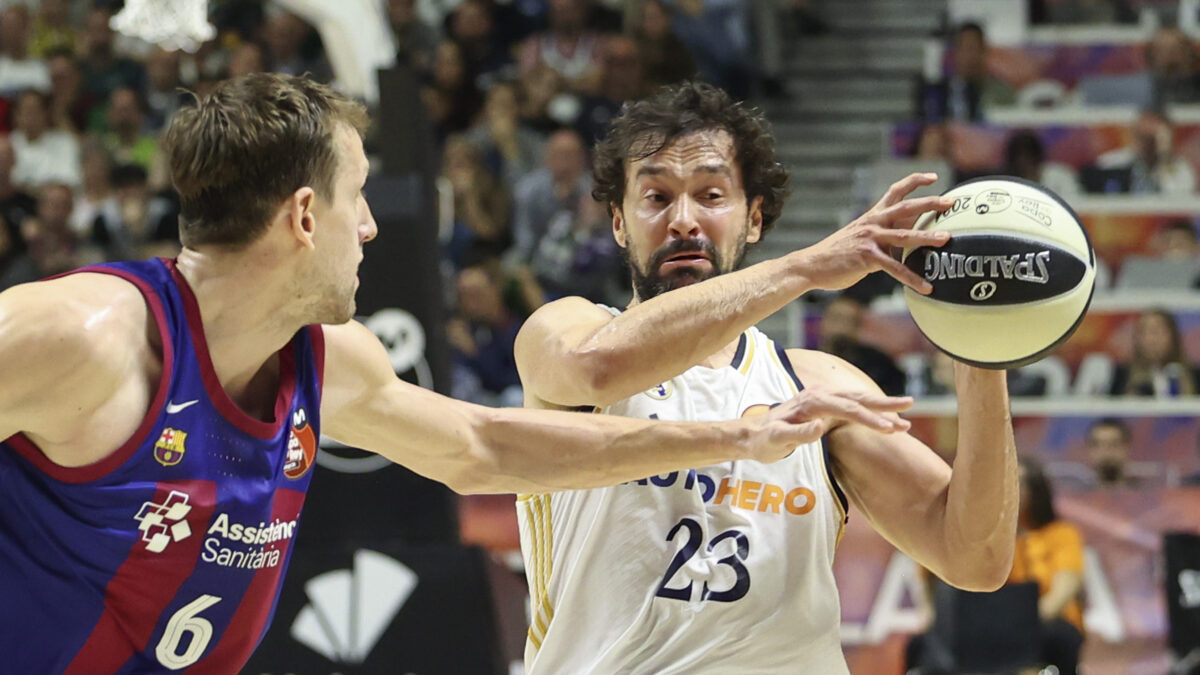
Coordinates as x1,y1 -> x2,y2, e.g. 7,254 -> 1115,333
513,82 -> 1018,673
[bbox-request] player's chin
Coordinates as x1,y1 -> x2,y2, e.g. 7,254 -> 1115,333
663,270 -> 712,291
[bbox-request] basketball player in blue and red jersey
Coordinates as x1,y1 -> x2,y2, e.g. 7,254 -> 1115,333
513,82 -> 1019,673
0,74 -> 919,673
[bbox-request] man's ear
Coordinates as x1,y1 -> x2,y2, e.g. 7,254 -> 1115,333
747,195 -> 763,244
611,203 -> 627,248
285,187 -> 317,249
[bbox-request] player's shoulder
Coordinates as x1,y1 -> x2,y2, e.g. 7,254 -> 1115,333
516,296 -> 615,347
525,295 -> 616,325
0,274 -> 152,416
0,273 -> 150,369
782,347 -> 886,396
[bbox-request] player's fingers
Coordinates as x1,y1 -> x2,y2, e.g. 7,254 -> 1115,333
872,172 -> 939,210
783,418 -> 827,446
872,228 -> 951,249
838,391 -> 915,412
874,195 -> 955,227
812,393 -> 905,432
872,250 -> 934,294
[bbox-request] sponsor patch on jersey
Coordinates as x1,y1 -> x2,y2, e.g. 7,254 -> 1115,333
644,381 -> 673,400
283,407 -> 317,480
134,490 -> 193,552
154,427 -> 188,467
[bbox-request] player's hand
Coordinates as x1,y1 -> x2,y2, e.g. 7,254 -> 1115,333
750,387 -> 914,463
795,173 -> 955,294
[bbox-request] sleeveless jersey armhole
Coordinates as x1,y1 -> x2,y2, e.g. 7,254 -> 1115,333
770,342 -> 850,542
5,267 -> 174,483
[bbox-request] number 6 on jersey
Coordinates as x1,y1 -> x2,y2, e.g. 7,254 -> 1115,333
156,594 -> 222,670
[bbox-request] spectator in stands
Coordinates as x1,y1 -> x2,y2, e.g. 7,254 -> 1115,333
1156,220 -> 1200,261
918,22 -> 1016,123
30,0 -> 74,59
517,62 -> 569,133
71,142 -> 115,238
442,134 -> 512,268
529,185 -> 624,304
575,34 -> 647,143
660,0 -> 754,100
1085,418 -> 1139,488
1009,456 -> 1086,674
10,89 -> 81,190
0,182 -> 89,288
0,5 -> 50,97
227,43 -> 265,80
102,87 -> 162,185
818,294 -> 907,395
906,456 -> 1085,675
1111,308 -> 1200,397
1146,27 -> 1200,107
1087,111 -> 1196,195
88,164 -> 179,262
517,0 -> 605,96
513,128 -> 591,263
447,258 -> 526,406
423,39 -> 484,140
389,0 -> 439,73
144,48 -> 183,132
79,7 -> 144,98
46,49 -> 98,135
628,0 -> 697,91
261,11 -> 330,81
447,0 -> 516,86
466,81 -> 545,190
911,122 -> 951,161
1030,0 -> 1136,25
0,135 -> 36,238
1003,130 -> 1079,198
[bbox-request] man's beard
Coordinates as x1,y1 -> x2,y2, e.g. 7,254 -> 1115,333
623,233 -> 748,301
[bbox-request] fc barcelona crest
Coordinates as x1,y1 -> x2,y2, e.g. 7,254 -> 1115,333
154,428 -> 188,467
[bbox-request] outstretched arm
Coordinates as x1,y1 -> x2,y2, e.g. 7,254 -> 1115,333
799,350 -> 1018,591
319,321 -> 915,495
516,174 -> 953,409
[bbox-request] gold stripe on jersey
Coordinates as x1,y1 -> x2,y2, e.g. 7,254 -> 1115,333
524,494 -> 556,651
769,340 -> 847,547
738,331 -> 756,375
767,342 -> 799,395
818,442 -> 848,548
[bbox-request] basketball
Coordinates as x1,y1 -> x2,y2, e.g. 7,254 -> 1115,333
900,176 -> 1096,369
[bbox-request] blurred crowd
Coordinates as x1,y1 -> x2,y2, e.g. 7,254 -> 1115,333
391,0 -> 818,405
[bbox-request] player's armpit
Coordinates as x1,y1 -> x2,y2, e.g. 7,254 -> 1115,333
0,277 -> 143,443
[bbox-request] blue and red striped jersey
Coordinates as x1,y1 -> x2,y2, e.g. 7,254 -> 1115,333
0,258 -> 325,673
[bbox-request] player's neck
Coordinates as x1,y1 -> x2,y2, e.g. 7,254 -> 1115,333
174,246 -> 304,395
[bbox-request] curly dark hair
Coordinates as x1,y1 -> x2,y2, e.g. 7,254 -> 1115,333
592,81 -> 790,235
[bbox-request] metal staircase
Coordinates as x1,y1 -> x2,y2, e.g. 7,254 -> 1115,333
750,0 -> 947,343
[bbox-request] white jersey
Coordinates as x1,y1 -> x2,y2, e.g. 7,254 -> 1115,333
517,325 -> 850,674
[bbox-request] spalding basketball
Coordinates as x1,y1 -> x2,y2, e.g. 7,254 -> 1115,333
901,176 -> 1095,369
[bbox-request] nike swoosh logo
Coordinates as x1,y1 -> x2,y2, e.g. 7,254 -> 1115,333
166,400 -> 199,414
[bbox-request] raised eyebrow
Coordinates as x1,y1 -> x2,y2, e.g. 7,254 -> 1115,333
633,164 -> 732,179
634,165 -> 668,179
